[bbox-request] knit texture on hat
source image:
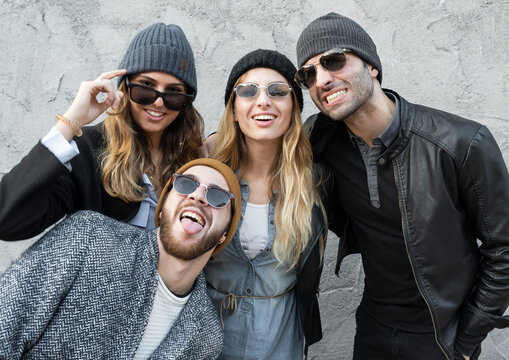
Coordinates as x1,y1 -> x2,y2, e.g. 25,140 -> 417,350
224,49 -> 304,111
118,23 -> 197,96
154,158 -> 241,255
296,12 -> 382,84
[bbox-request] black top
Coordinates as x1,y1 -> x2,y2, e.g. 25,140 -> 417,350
324,120 -> 433,332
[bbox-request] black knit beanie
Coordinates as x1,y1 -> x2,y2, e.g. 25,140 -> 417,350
118,23 -> 197,97
224,49 -> 304,112
296,13 -> 382,84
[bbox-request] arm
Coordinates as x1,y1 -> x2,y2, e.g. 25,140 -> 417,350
455,125 -> 509,355
0,70 -> 125,240
0,213 -> 92,358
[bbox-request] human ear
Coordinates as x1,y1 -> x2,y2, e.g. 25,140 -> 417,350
218,232 -> 227,245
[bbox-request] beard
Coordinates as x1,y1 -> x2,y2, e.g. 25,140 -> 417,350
158,206 -> 227,260
314,62 -> 374,122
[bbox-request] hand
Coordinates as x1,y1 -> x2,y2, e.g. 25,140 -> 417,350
463,355 -> 470,360
63,69 -> 126,128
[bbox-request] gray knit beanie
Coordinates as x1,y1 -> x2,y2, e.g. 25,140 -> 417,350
118,23 -> 197,97
296,13 -> 382,84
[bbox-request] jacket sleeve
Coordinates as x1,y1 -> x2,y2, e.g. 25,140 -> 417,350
0,213 -> 92,358
0,124 -> 109,241
455,125 -> 509,355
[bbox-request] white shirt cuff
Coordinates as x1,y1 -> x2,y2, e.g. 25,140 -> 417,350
41,126 -> 80,170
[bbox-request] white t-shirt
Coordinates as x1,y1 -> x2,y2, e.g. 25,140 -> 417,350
239,202 -> 270,259
133,275 -> 191,359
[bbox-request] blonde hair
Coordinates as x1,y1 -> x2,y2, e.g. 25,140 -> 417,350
99,80 -> 204,202
213,75 -> 320,269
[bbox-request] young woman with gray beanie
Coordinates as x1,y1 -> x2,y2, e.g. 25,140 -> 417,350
204,49 -> 329,359
0,23 -> 204,240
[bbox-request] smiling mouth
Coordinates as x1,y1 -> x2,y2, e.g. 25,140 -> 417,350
180,211 -> 204,226
146,110 -> 165,117
325,89 -> 347,104
253,114 -> 276,121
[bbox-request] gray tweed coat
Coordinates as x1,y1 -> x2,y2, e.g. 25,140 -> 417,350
0,210 -> 223,359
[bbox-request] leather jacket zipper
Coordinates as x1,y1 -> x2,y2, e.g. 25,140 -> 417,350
392,157 -> 450,360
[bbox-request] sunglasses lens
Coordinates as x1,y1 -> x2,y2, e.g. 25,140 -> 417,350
162,93 -> 188,111
235,84 -> 259,98
130,86 -> 157,105
267,83 -> 291,97
173,175 -> 198,195
206,188 -> 230,208
320,51 -> 347,72
296,66 -> 316,89
173,175 -> 232,208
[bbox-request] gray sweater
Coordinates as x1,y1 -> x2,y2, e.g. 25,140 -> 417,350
0,211 -> 223,359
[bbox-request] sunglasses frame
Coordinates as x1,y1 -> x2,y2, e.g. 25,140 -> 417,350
125,79 -> 194,111
294,48 -> 351,89
172,173 -> 235,209
234,82 -> 293,99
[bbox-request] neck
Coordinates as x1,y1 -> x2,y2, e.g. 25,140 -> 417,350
343,86 -> 395,148
156,230 -> 212,296
243,138 -> 280,177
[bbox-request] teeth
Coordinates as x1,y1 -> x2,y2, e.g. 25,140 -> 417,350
147,110 -> 164,117
326,90 -> 347,104
253,114 -> 275,121
181,211 -> 204,226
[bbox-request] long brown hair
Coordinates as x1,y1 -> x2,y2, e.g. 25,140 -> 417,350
99,80 -> 204,202
213,74 -> 320,269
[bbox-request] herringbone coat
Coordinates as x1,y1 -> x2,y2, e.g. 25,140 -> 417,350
0,211 -> 223,359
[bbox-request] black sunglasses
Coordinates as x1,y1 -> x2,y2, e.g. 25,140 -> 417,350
294,48 -> 351,89
172,173 -> 235,209
234,82 -> 292,98
125,79 -> 194,111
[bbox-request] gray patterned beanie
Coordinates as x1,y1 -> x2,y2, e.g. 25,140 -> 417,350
118,23 -> 197,97
296,12 -> 382,84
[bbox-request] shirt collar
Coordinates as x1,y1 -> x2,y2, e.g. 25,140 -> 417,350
347,91 -> 400,147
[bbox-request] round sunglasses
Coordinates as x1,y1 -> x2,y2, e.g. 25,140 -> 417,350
294,48 -> 351,89
234,82 -> 292,98
125,79 -> 194,111
172,173 -> 235,209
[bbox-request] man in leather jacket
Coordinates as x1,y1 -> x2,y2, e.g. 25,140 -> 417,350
295,12 -> 509,360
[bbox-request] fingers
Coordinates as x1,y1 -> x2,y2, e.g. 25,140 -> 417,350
111,90 -> 124,110
97,69 -> 127,81
92,69 -> 127,108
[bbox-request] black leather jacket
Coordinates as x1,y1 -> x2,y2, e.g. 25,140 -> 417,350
306,89 -> 509,359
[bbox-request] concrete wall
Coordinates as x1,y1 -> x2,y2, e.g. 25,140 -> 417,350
1,1 -> 508,358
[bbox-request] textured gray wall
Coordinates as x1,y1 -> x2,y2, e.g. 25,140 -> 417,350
1,1 -> 508,359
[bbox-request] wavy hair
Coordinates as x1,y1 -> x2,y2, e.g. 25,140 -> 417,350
213,74 -> 321,269
99,80 -> 204,202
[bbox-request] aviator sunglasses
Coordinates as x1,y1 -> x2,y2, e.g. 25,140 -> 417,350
125,79 -> 194,111
234,82 -> 292,98
294,48 -> 351,89
172,173 -> 235,209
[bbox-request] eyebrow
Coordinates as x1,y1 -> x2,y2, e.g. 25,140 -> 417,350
132,75 -> 186,90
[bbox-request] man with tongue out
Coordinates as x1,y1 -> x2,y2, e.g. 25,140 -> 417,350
296,12 -> 509,360
0,158 -> 241,360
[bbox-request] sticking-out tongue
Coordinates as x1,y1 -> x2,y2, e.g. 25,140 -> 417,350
181,217 -> 204,235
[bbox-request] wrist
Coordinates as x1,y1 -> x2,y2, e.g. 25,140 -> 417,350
56,114 -> 83,139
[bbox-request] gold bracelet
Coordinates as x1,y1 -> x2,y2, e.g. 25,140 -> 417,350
56,114 -> 83,137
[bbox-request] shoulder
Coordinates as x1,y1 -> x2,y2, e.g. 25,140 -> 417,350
399,94 -> 485,159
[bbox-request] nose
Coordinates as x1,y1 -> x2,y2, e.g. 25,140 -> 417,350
153,95 -> 165,107
255,87 -> 271,107
314,65 -> 334,89
187,184 -> 208,206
